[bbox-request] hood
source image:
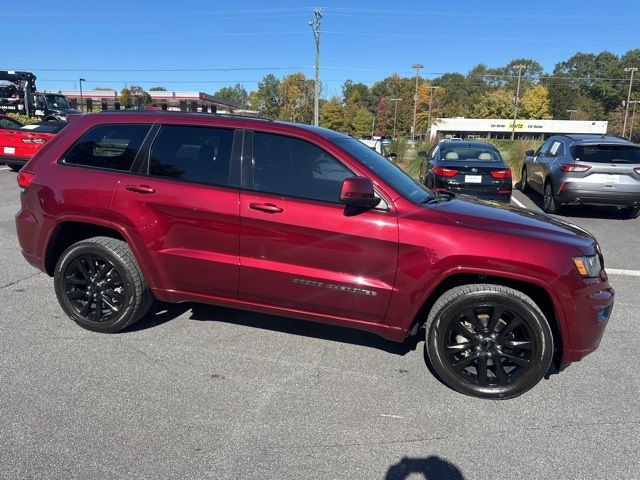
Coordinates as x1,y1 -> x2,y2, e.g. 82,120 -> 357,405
432,195 -> 597,254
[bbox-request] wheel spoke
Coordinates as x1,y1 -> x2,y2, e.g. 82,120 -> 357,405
451,320 -> 475,341
477,355 -> 488,386
86,257 -> 97,276
498,316 -> 523,339
503,340 -> 533,350
452,353 -> 479,371
94,296 -> 103,321
79,300 -> 91,316
501,352 -> 531,368
106,289 -> 124,303
463,308 -> 484,333
95,263 -> 108,281
488,307 -> 504,332
494,358 -> 509,385
67,290 -> 86,300
65,276 -> 89,286
76,260 -> 90,281
445,343 -> 471,353
100,294 -> 119,313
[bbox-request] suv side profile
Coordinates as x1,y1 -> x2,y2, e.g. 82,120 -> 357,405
520,134 -> 640,217
15,112 -> 614,399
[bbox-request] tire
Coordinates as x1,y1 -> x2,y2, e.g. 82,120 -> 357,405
54,236 -> 153,333
519,167 -> 530,192
542,182 -> 559,214
625,205 -> 640,219
9,165 -> 21,172
425,284 -> 554,400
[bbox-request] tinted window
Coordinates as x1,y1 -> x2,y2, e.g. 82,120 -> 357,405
63,124 -> 150,171
334,137 -> 431,203
149,125 -> 234,186
537,139 -> 553,156
21,122 -> 66,133
0,117 -> 21,129
253,132 -> 354,203
571,144 -> 640,164
441,147 -> 501,161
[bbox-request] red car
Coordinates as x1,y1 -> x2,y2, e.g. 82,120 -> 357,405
0,121 -> 66,171
15,112 -> 613,399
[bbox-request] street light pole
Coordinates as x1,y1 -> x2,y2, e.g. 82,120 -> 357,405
623,67 -> 637,138
79,77 -> 86,113
411,63 -> 423,141
511,64 -> 526,140
309,9 -> 322,127
390,98 -> 402,140
426,86 -> 442,142
566,109 -> 577,120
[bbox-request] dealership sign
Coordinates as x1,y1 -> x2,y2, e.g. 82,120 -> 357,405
432,118 -> 608,135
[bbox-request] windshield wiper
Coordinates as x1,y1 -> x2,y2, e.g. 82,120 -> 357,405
421,190 -> 455,204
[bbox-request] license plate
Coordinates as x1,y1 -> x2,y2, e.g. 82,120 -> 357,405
3,146 -> 15,155
465,175 -> 482,183
605,174 -> 620,184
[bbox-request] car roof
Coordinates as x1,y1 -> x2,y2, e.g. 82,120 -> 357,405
560,134 -> 633,144
439,140 -> 498,150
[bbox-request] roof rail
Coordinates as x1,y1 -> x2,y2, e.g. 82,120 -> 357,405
97,109 -> 274,122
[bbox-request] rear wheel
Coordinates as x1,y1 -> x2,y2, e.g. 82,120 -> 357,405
54,236 -> 153,333
542,182 -> 559,214
519,167 -> 530,192
425,284 -> 553,399
626,205 -> 640,219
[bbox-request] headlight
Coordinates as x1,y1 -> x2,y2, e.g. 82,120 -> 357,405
573,255 -> 602,278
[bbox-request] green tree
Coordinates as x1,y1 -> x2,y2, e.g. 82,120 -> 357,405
149,86 -> 167,91
129,85 -> 152,108
472,89 -> 513,118
250,74 -> 281,119
119,87 -> 132,108
520,84 -> 551,119
351,107 -> 373,137
279,73 -> 314,123
320,97 -> 346,132
342,80 -> 373,111
213,83 -> 248,108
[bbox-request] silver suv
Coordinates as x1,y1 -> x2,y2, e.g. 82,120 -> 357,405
520,135 -> 640,218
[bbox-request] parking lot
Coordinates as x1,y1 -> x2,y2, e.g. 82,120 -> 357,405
0,164 -> 638,479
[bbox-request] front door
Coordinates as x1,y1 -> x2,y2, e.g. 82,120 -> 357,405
238,131 -> 398,322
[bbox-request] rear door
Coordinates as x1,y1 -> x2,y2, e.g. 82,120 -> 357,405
111,124 -> 242,298
238,130 -> 398,322
570,143 -> 640,195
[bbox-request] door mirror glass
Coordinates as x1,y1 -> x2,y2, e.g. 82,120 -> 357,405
340,177 -> 381,208
525,150 -> 535,156
417,150 -> 427,157
387,152 -> 398,161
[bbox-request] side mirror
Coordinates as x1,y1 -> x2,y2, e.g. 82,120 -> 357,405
340,177 -> 381,209
417,150 -> 427,157
525,150 -> 535,156
387,152 -> 398,161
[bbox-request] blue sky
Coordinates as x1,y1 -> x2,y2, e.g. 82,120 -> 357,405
3,0 -> 638,97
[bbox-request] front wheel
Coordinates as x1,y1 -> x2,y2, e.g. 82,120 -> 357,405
54,236 -> 153,333
625,205 -> 640,219
425,284 -> 554,399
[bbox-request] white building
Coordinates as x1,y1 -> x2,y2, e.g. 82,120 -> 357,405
430,118 -> 608,141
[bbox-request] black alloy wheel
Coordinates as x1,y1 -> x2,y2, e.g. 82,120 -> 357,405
63,254 -> 125,323
426,284 -> 553,399
54,236 -> 153,333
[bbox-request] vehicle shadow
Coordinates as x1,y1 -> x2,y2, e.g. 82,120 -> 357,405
125,301 -> 422,356
385,456 -> 465,480
515,182 -> 632,220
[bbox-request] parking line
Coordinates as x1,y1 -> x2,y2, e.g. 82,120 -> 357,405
0,167 -> 10,171
511,196 -> 526,208
607,268 -> 640,277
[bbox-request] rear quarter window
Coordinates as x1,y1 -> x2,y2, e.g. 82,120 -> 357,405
61,124 -> 151,171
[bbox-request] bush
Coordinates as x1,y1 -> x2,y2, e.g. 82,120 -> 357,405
6,112 -> 41,125
485,139 -> 542,181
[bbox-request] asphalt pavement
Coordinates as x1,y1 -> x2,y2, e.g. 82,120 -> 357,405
0,165 -> 638,480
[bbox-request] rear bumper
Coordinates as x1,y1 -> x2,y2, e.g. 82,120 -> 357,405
0,155 -> 29,167
556,186 -> 640,207
433,183 -> 511,203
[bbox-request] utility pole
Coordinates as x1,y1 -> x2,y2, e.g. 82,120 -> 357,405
426,86 -> 442,142
566,109 -> 577,120
309,9 -> 322,126
390,98 -> 402,140
411,63 -> 423,141
629,100 -> 638,140
79,77 -> 86,113
371,115 -> 375,138
511,64 -> 526,140
622,67 -> 637,138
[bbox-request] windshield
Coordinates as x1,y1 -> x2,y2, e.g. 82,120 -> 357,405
335,137 -> 432,203
45,94 -> 71,110
442,146 -> 501,161
571,144 -> 640,164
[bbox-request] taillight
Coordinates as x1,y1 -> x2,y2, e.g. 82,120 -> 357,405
634,167 -> 640,174
560,164 -> 591,172
490,169 -> 511,179
432,166 -> 458,177
17,170 -> 35,188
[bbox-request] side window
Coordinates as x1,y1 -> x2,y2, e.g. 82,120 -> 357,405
548,141 -> 564,157
430,146 -> 439,160
62,124 -> 151,171
252,132 -> 354,203
149,125 -> 234,187
536,139 -> 553,156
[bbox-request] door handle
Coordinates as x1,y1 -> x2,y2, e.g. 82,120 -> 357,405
249,202 -> 283,213
126,184 -> 156,194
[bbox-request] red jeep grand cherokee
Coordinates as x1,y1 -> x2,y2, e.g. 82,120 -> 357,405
15,112 -> 613,399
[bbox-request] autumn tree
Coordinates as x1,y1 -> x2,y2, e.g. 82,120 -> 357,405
320,97 -> 346,132
472,90 -> 513,118
279,73 -> 314,123
520,84 -> 551,119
